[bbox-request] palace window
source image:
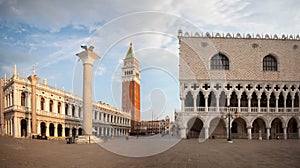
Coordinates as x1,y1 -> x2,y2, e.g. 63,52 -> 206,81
263,55 -> 278,71
210,53 -> 229,70
65,103 -> 68,115
41,98 -> 45,111
21,92 -> 26,106
72,105 -> 75,117
57,102 -> 61,113
49,100 -> 53,112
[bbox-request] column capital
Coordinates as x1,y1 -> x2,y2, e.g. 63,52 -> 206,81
27,74 -> 40,85
76,49 -> 100,65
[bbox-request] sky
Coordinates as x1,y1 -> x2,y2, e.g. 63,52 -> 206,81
0,0 -> 299,121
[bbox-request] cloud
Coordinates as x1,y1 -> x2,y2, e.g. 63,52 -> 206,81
96,66 -> 106,76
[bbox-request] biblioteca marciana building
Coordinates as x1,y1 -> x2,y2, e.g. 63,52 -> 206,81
0,46 -> 136,138
176,30 -> 300,140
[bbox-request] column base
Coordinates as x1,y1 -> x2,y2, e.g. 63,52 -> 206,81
227,140 -> 233,143
76,135 -> 103,144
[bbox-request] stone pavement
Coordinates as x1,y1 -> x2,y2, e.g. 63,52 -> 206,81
0,136 -> 299,168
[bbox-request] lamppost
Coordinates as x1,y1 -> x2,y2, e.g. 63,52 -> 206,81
221,105 -> 238,143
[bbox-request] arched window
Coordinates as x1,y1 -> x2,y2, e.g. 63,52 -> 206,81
21,92 -> 26,106
65,103 -> 68,115
210,53 -> 229,70
263,55 -> 278,71
72,105 -> 75,117
49,100 -> 53,112
41,98 -> 45,111
57,102 -> 61,113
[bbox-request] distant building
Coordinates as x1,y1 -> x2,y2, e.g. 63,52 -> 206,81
177,30 -> 300,140
122,42 -> 141,134
140,116 -> 171,135
0,65 -> 131,138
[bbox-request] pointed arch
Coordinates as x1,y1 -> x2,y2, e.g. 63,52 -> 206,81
263,54 -> 278,71
210,53 -> 229,70
185,91 -> 193,108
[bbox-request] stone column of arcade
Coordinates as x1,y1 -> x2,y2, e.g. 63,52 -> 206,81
76,45 -> 100,143
27,68 -> 40,138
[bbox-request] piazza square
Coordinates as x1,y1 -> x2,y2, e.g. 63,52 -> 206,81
0,1 -> 299,168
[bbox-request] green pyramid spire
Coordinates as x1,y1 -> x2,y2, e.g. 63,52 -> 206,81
125,42 -> 135,59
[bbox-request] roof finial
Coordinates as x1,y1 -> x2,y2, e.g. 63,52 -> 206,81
14,64 -> 17,76
130,40 -> 132,47
32,66 -> 35,75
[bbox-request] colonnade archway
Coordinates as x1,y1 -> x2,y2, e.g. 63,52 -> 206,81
231,118 -> 247,139
20,119 -> 27,137
271,118 -> 283,139
40,122 -> 46,136
187,117 -> 204,138
49,123 -> 55,136
287,118 -> 298,139
57,124 -> 62,137
185,116 -> 299,140
251,118 -> 266,139
72,128 -> 77,138
210,118 -> 226,139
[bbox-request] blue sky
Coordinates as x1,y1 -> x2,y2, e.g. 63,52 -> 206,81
0,0 -> 299,121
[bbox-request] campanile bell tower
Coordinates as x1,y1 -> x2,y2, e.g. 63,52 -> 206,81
122,42 -> 140,134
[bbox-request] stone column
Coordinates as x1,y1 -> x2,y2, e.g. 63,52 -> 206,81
237,95 -> 241,112
204,126 -> 209,139
247,127 -> 252,140
61,103 -> 65,114
181,97 -> 185,111
62,125 -> 65,137
101,127 -> 104,136
27,70 -> 40,134
275,96 -> 279,112
291,97 -> 294,112
75,106 -> 79,117
44,98 -> 49,112
180,127 -> 187,139
205,95 -> 208,112
67,104 -> 72,116
10,119 -> 12,135
27,119 -> 31,137
258,98 -> 261,112
53,100 -> 57,113
46,122 -> 49,136
227,96 -> 230,107
54,123 -> 58,137
248,97 -> 251,112
13,116 -> 18,137
37,121 -> 40,135
193,94 -> 197,112
216,95 -> 220,112
284,96 -> 287,112
267,95 -> 270,112
283,127 -> 287,140
76,46 -> 100,135
266,127 -> 270,140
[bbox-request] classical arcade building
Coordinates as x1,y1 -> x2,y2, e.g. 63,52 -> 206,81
0,65 -> 131,138
176,30 -> 300,140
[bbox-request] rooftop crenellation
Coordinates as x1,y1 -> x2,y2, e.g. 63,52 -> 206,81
177,29 -> 300,41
